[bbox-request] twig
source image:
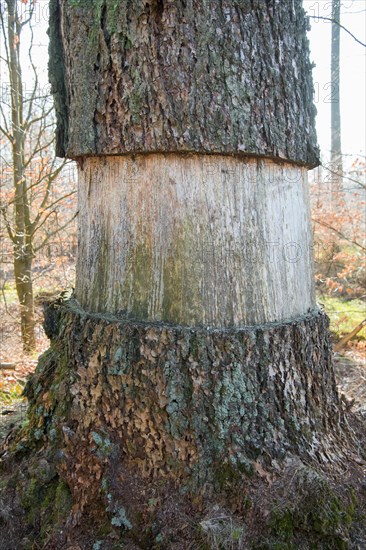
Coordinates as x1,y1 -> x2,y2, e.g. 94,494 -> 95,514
312,218 -> 366,252
0,363 -> 16,370
1,281 -> 18,320
334,318 -> 366,352
308,16 -> 366,48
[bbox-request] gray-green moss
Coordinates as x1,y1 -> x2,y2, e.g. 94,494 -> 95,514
265,467 -> 356,549
20,476 -> 72,538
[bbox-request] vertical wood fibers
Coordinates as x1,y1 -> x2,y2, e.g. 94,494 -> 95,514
76,155 -> 315,326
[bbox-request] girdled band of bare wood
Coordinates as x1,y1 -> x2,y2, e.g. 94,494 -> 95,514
49,0 -> 319,166
76,155 -> 315,326
25,300 -> 343,493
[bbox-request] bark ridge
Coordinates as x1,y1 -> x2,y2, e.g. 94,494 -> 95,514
49,0 -> 319,166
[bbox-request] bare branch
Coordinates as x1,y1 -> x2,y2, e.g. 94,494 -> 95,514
2,161 -> 69,209
0,123 -> 13,142
308,16 -> 366,48
34,212 -> 78,252
334,319 -> 366,352
24,135 -> 55,169
19,1 -> 35,29
316,164 -> 366,190
0,99 -> 11,137
0,205 -> 15,242
31,169 -> 74,230
25,104 -> 53,132
1,280 -> 18,320
24,24 -> 40,127
0,5 -> 10,68
312,218 -> 366,252
39,190 -> 76,215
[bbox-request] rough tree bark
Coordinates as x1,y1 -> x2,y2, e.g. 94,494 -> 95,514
1,1 -> 363,548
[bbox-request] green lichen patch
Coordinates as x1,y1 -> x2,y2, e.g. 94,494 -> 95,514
20,474 -> 72,540
265,465 -> 357,549
110,506 -> 132,530
92,431 -> 115,457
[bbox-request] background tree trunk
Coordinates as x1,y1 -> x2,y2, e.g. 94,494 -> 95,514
331,0 -> 343,193
13,255 -> 35,352
7,0 -> 36,352
0,1 -> 74,352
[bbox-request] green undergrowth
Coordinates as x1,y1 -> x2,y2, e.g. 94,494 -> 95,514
317,295 -> 366,340
256,466 -> 360,550
0,282 -> 18,305
0,384 -> 24,404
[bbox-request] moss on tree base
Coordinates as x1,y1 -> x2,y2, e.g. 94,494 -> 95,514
1,299 -> 365,548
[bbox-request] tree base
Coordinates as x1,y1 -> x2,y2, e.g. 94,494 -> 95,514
26,301 -> 349,476
1,299 -> 364,548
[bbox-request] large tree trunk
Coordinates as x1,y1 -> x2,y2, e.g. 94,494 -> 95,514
50,0 -> 318,164
30,301 -> 343,481
2,2 -> 363,548
47,0 -> 339,498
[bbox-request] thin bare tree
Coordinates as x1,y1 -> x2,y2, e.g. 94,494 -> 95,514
330,0 -> 343,191
0,0 -> 76,352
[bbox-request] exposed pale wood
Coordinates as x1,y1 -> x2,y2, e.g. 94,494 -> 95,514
76,155 -> 315,326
